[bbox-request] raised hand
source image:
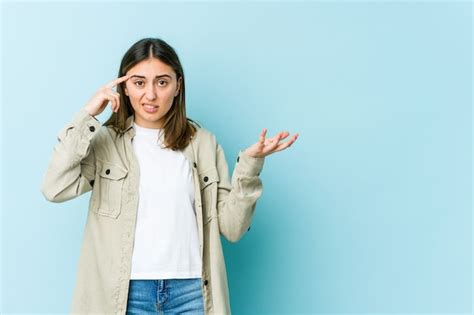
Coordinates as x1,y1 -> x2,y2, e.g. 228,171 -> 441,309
243,128 -> 299,158
83,74 -> 131,117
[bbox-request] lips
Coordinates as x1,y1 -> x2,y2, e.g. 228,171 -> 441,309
143,103 -> 159,113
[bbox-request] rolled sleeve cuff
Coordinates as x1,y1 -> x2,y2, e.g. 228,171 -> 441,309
235,150 -> 265,177
72,108 -> 102,141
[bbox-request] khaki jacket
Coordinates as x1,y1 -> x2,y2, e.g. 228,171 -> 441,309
40,108 -> 265,314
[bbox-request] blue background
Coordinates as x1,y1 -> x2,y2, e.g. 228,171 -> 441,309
1,1 -> 472,314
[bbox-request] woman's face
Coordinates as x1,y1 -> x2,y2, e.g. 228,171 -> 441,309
124,57 -> 181,129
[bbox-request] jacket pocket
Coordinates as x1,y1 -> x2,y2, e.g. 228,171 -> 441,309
199,167 -> 220,224
91,159 -> 128,219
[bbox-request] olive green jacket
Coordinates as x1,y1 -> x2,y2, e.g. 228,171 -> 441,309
40,108 -> 265,314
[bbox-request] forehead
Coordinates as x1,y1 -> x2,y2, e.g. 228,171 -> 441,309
127,58 -> 175,78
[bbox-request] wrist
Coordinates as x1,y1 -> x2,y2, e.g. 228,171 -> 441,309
83,107 -> 95,117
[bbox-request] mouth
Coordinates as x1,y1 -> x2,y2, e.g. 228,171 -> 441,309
143,103 -> 159,113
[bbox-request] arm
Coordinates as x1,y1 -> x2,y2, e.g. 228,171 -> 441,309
215,143 -> 265,243
40,108 -> 101,202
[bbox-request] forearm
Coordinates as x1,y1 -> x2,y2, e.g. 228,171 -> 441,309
40,108 -> 100,202
216,146 -> 265,242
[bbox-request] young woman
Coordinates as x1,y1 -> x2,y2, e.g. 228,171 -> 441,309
41,37 -> 298,314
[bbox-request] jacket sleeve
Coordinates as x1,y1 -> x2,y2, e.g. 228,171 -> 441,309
40,108 -> 102,203
215,142 -> 265,243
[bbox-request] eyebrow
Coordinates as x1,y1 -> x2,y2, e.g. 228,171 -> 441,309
130,74 -> 172,80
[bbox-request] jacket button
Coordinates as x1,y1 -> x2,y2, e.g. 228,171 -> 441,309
89,126 -> 95,132
204,279 -> 208,285
193,162 -> 197,168
203,176 -> 208,182
105,169 -> 110,175
237,156 -> 240,162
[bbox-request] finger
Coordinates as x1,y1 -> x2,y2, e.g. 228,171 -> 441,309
103,89 -> 118,102
109,91 -> 120,112
112,95 -> 119,112
282,133 -> 298,146
268,141 -> 291,154
263,133 -> 299,155
266,132 -> 284,146
264,138 -> 280,150
113,94 -> 119,112
261,131 -> 292,150
111,95 -> 117,112
278,131 -> 290,140
108,90 -> 120,98
259,128 -> 267,145
103,90 -> 118,111
104,89 -> 120,100
109,90 -> 120,106
111,90 -> 121,111
105,74 -> 131,89
100,86 -> 117,110
274,134 -> 299,151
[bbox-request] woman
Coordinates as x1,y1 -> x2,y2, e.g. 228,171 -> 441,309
41,37 -> 298,314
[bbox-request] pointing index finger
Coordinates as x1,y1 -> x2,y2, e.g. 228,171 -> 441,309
105,74 -> 131,89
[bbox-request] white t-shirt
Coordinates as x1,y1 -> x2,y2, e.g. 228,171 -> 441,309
129,122 -> 202,279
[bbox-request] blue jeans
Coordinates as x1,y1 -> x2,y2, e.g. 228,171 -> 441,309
126,278 -> 205,314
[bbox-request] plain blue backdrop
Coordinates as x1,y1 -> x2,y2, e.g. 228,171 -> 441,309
1,1 -> 472,314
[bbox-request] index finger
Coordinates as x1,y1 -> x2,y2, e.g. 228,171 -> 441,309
105,74 -> 131,89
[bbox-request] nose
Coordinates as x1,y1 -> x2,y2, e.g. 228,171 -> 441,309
145,84 -> 157,101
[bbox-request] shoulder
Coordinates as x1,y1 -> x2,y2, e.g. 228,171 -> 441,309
190,124 -> 222,167
191,122 -> 217,147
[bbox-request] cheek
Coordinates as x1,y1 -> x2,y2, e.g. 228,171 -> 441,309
164,89 -> 176,100
127,89 -> 144,101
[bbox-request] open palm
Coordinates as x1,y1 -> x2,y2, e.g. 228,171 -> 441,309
243,128 -> 299,158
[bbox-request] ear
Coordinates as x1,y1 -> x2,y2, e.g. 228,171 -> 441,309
124,85 -> 129,96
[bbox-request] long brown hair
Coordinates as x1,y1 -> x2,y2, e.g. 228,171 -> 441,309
103,37 -> 201,151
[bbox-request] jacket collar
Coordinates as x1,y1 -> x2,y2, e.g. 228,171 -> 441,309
124,114 -> 135,135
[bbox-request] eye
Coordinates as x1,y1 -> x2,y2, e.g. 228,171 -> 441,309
158,80 -> 168,86
134,81 -> 144,87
